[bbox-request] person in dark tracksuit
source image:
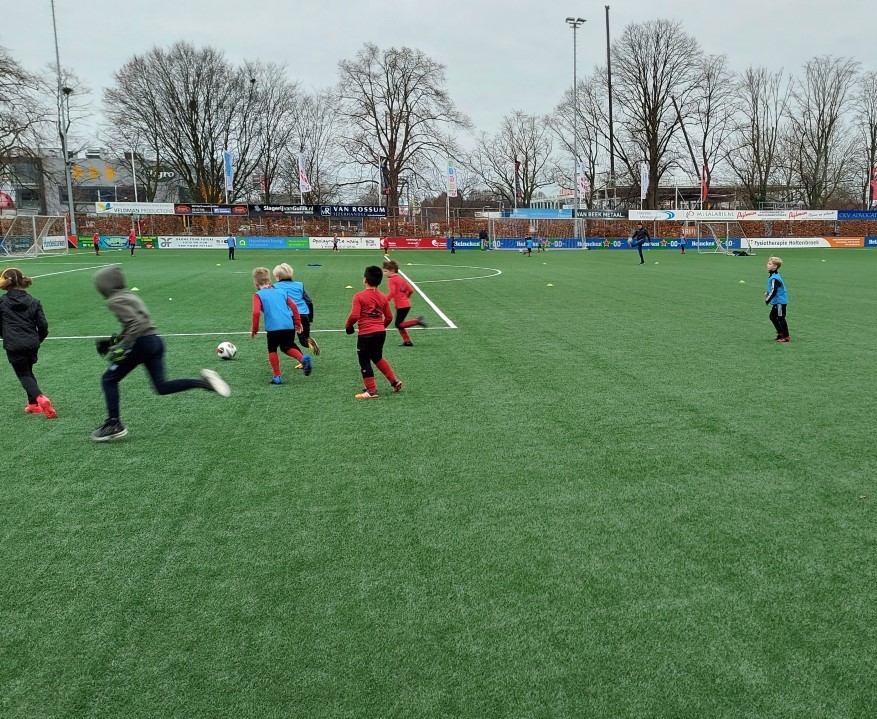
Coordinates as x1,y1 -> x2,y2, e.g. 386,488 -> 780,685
765,256 -> 790,342
0,268 -> 57,418
630,223 -> 650,264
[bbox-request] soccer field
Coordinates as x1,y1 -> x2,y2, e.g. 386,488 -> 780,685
2,246 -> 876,718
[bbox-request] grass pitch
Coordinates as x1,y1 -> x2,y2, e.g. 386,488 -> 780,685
1,246 -> 875,718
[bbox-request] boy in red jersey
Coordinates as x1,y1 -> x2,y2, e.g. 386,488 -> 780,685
127,230 -> 136,256
345,265 -> 401,399
92,231 -> 100,256
250,267 -> 309,384
382,260 -> 427,346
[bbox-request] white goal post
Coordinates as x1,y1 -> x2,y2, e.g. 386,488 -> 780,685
0,215 -> 69,258
697,221 -> 756,256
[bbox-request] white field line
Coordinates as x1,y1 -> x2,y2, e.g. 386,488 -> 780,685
405,263 -> 502,283
44,326 -> 455,341
31,263 -> 118,279
387,255 -> 457,329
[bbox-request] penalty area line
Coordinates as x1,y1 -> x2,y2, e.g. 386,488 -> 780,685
30,263 -> 119,279
386,255 -> 457,329
44,326 -> 455,341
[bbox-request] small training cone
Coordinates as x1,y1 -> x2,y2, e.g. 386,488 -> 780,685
130,287 -> 140,292
345,285 -> 353,289
739,280 -> 746,284
547,283 -> 554,287
216,263 -> 221,266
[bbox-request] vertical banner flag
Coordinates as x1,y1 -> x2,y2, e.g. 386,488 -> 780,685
577,161 -> 589,199
514,159 -> 523,201
298,150 -> 312,194
640,162 -> 649,200
701,164 -> 709,203
447,161 -> 458,198
223,150 -> 234,193
870,165 -> 877,206
380,160 -> 391,196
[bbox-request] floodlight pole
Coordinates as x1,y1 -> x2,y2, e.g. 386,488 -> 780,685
51,0 -> 77,236
566,17 -> 586,237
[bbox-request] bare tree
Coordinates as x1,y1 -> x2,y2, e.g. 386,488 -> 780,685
726,67 -> 790,208
104,43 -> 270,203
789,55 -> 860,208
0,47 -> 44,166
549,74 -> 608,207
464,111 -> 554,207
690,54 -> 736,199
611,19 -> 703,208
855,70 -> 877,206
337,43 -> 471,216
287,88 -> 344,203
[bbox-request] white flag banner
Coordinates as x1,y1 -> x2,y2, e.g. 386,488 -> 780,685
577,162 -> 589,197
298,152 -> 312,194
447,162 -> 458,198
640,162 -> 649,200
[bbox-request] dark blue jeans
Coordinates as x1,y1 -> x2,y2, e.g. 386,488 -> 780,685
634,239 -> 648,262
101,334 -> 206,420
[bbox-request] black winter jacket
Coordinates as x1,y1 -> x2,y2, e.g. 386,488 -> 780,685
0,289 -> 49,353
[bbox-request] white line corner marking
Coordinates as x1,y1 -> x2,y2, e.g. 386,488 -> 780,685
389,259 -> 458,329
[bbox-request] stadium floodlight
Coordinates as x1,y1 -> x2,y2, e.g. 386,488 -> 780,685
565,17 -> 586,236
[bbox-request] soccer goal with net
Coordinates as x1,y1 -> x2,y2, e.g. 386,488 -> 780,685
697,221 -> 756,255
0,216 -> 69,258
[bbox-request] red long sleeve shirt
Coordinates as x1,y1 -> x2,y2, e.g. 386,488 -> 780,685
385,274 -> 413,309
345,288 -> 392,335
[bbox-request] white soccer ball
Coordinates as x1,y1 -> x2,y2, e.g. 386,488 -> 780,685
216,341 -> 237,360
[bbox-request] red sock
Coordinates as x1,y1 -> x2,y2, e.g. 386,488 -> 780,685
364,376 -> 378,393
283,348 -> 304,362
375,359 -> 397,384
399,319 -> 419,329
398,327 -> 412,343
268,352 -> 281,376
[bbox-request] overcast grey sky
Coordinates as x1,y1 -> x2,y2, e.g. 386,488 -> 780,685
3,0 -> 873,140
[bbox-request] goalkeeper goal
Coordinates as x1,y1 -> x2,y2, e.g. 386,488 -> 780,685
1,215 -> 69,258
697,221 -> 756,256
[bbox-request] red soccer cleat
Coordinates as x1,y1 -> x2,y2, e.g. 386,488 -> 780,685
36,394 -> 57,418
24,403 -> 42,414
392,380 -> 403,393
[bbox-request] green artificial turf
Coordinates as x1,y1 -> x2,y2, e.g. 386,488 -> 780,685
1,246 -> 875,718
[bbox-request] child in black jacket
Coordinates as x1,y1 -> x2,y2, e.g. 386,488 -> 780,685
0,267 -> 57,417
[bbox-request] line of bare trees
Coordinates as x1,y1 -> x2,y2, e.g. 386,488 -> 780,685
3,21 -> 877,212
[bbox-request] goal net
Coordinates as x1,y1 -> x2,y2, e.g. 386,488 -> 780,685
0,216 -> 69,258
697,221 -> 756,256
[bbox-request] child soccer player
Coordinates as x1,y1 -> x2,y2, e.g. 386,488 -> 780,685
127,229 -> 137,256
382,260 -> 427,346
272,263 -> 320,357
227,235 -> 236,260
0,268 -> 57,418
345,265 -> 401,399
679,231 -> 687,255
92,265 -> 230,441
765,256 -> 790,342
332,235 -> 339,253
92,231 -> 100,256
251,266 -> 310,383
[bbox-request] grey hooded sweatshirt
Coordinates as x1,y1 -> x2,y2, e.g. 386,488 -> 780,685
94,265 -> 156,349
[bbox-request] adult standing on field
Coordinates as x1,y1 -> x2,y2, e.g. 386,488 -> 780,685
630,223 -> 650,264
227,234 -> 236,260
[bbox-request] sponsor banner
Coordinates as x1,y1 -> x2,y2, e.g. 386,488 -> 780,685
157,236 -> 228,249
42,236 -> 67,250
236,237 -> 309,249
249,204 -> 315,217
509,208 -> 571,219
309,236 -> 381,250
574,209 -> 628,219
174,203 -> 249,216
629,209 -> 839,221
494,238 -> 586,250
385,237 -> 450,250
746,237 -> 864,249
866,237 -> 877,247
838,210 -> 877,221
316,205 -> 387,218
95,202 -> 175,215
450,239 -> 481,250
